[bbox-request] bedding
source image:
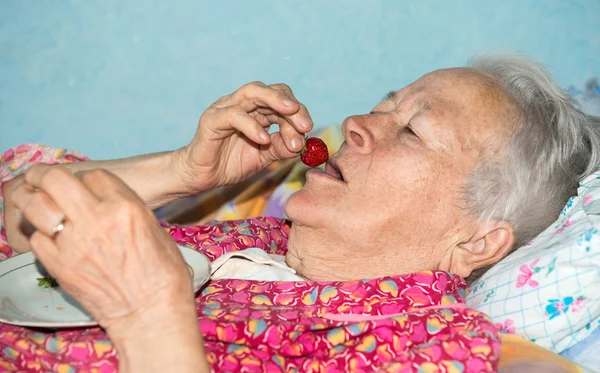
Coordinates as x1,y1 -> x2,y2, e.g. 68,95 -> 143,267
465,169 -> 600,353
561,327 -> 600,371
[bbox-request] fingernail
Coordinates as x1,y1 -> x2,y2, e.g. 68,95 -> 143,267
259,131 -> 270,142
301,119 -> 313,130
283,99 -> 295,107
291,138 -> 300,150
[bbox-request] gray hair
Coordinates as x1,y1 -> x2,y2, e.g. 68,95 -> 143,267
466,54 -> 600,248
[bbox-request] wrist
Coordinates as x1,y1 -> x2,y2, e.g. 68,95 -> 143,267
108,301 -> 208,373
170,147 -> 213,195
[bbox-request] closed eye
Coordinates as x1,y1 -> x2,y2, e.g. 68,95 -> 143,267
367,111 -> 419,138
405,125 -> 417,137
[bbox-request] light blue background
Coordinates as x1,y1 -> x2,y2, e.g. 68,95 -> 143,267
1,0 -> 599,159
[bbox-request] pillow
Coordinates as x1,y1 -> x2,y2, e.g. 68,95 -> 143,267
466,170 -> 600,353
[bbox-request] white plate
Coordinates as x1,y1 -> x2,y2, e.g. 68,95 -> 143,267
0,245 -> 211,329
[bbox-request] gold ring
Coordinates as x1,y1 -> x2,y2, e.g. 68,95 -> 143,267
51,219 -> 66,237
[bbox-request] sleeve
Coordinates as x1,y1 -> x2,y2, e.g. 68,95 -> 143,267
0,144 -> 89,261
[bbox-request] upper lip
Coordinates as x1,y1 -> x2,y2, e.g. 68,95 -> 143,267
325,159 -> 345,182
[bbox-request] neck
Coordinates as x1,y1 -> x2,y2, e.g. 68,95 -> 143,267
285,223 -> 423,281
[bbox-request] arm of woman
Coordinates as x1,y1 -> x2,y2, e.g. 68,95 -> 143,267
4,82 -> 313,252
11,164 -> 210,372
2,151 -> 190,252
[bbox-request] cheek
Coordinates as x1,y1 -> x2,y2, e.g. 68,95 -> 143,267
369,151 -> 436,197
348,154 -> 451,232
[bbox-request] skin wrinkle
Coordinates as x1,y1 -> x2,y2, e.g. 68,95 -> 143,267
285,68 -> 520,281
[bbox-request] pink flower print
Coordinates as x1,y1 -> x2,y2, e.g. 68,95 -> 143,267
584,195 -> 594,206
15,144 -> 31,154
516,259 -> 540,288
554,302 -> 565,313
495,319 -> 516,334
571,296 -> 588,313
29,150 -> 42,163
1,148 -> 15,162
552,219 -> 574,238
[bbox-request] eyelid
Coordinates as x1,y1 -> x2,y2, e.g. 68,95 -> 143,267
383,111 -> 417,137
368,111 -> 419,137
406,123 -> 423,140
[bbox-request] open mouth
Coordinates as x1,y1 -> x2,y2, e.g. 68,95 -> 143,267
325,161 -> 345,182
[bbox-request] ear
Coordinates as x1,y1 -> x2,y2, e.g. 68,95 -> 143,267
446,221 -> 516,278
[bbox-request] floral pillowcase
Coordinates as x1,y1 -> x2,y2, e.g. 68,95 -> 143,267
466,170 -> 600,353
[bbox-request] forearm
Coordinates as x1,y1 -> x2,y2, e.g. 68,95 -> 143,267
64,150 -> 193,209
114,323 -> 209,373
2,149 -> 195,252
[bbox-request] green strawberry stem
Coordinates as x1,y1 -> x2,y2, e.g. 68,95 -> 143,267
300,135 -> 308,155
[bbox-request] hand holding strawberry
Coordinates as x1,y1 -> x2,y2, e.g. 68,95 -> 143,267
177,82 -> 314,193
300,137 -> 329,167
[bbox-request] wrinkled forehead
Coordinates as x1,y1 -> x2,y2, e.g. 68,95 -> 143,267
378,68 -> 519,151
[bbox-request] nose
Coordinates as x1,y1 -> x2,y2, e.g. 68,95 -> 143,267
341,114 -> 376,154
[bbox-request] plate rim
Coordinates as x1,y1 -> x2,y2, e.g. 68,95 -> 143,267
0,246 -> 211,329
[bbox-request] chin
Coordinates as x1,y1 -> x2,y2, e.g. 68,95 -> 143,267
284,188 -> 324,226
284,190 -> 308,222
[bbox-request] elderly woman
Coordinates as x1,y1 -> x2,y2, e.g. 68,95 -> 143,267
1,55 -> 598,372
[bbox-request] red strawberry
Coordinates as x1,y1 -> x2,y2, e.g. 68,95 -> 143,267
300,137 -> 329,167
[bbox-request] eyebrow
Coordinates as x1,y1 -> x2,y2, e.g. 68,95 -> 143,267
415,98 -> 432,115
369,91 -> 397,114
383,90 -> 397,101
371,90 -> 433,116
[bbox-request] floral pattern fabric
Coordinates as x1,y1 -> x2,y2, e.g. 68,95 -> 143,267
0,144 -> 501,372
466,175 -> 600,353
470,77 -> 600,359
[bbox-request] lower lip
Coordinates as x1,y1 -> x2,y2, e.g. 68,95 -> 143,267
306,169 -> 345,183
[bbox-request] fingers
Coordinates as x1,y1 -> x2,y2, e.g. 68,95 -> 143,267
29,230 -> 61,274
22,165 -> 98,221
227,82 -> 314,134
279,120 -> 304,152
260,132 -> 299,164
11,183 -> 66,236
212,105 -> 271,145
212,82 -> 314,154
269,83 -> 314,133
215,106 -> 301,158
74,169 -> 140,203
12,166 -> 143,245
231,81 -> 298,114
261,83 -> 312,152
255,112 -> 305,153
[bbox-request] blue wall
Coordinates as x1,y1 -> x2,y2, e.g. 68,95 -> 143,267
1,0 -> 598,159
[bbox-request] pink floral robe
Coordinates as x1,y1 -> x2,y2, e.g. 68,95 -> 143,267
0,144 -> 500,372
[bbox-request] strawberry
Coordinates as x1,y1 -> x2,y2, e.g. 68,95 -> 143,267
300,137 -> 329,167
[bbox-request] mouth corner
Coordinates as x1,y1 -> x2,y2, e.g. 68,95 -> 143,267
325,160 -> 345,182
